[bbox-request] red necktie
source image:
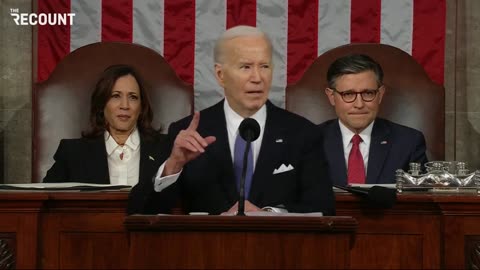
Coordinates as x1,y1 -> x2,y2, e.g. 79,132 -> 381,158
348,134 -> 365,184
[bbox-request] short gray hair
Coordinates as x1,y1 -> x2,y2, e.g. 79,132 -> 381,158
213,25 -> 272,64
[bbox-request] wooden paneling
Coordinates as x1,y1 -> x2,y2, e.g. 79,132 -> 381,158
0,191 -> 480,269
444,215 -> 480,269
0,193 -> 44,269
130,232 -> 349,269
58,232 -> 128,269
37,192 -> 128,269
350,234 -> 423,269
0,234 -> 16,269
126,216 -> 357,269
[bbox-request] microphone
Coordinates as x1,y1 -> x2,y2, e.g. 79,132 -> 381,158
334,185 -> 397,209
237,118 -> 261,216
239,118 -> 261,142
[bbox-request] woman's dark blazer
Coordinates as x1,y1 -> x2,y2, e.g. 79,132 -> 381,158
44,133 -> 175,214
43,133 -> 169,184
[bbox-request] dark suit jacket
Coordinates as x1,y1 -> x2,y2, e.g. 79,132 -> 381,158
129,100 -> 335,215
45,134 -> 175,214
43,134 -> 169,185
318,118 -> 428,186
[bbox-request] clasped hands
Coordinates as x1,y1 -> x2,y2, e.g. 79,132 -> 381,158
221,201 -> 261,215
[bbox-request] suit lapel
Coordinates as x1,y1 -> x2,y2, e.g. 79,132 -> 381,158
249,102 -> 285,202
324,121 -> 348,186
366,119 -> 392,184
138,136 -> 163,183
85,137 -> 110,184
203,101 -> 238,203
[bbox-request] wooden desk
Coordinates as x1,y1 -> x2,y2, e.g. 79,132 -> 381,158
1,191 -> 480,269
337,192 -> 480,269
0,191 -> 128,269
125,215 -> 357,269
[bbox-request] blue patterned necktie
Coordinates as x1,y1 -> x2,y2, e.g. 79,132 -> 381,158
233,134 -> 254,199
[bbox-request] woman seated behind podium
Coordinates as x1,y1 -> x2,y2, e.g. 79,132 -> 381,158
43,64 -> 168,186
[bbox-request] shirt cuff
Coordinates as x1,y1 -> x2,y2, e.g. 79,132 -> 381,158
153,161 -> 182,192
262,206 -> 289,213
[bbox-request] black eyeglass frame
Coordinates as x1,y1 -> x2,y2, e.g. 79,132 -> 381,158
328,86 -> 382,103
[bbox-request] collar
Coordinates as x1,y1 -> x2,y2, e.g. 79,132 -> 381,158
338,119 -> 374,148
223,98 -> 267,136
104,128 -> 140,156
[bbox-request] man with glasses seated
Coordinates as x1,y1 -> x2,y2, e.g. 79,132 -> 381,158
319,54 -> 428,185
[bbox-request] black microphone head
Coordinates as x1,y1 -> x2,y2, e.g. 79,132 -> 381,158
239,118 -> 260,142
367,186 -> 397,209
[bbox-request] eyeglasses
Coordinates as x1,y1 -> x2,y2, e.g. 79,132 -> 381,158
329,87 -> 381,103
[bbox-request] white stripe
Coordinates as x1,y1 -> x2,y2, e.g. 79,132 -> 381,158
133,0 -> 164,55
257,0 -> 288,109
193,0 -> 226,111
70,0 -> 101,51
381,0 -> 413,54
318,0 -> 351,55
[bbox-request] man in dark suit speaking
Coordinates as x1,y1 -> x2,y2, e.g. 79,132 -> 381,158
128,25 -> 334,215
319,54 -> 428,186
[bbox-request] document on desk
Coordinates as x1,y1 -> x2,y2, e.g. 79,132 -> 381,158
220,211 -> 323,217
350,184 -> 396,189
0,182 -> 131,191
334,184 -> 396,193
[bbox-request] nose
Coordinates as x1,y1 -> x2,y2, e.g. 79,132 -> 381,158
352,94 -> 365,108
250,66 -> 261,83
120,96 -> 130,110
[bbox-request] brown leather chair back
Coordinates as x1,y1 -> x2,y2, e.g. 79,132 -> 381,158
286,43 -> 444,161
33,42 -> 193,182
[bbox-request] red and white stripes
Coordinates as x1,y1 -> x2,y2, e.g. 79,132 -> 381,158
36,0 -> 445,111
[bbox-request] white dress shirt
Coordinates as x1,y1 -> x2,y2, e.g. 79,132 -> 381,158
224,98 -> 266,168
338,120 -> 374,174
105,129 -> 141,186
152,99 -> 267,193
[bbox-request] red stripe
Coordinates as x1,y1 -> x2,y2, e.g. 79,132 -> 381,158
226,0 -> 256,28
350,0 -> 381,43
164,0 -> 195,84
37,0 -> 71,82
101,0 -> 132,42
287,0 -> 318,84
412,0 -> 446,84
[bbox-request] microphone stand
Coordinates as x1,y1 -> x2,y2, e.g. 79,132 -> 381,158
236,140 -> 251,216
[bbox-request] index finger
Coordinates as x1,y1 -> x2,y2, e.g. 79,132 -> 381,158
187,111 -> 200,131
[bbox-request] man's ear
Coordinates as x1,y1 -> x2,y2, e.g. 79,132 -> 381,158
214,63 -> 225,88
377,85 -> 386,104
325,88 -> 336,106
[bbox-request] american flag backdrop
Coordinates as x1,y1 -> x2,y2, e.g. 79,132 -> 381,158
36,0 -> 446,110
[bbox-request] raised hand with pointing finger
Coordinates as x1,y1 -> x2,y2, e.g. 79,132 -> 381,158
128,26 -> 335,217
163,112 -> 216,176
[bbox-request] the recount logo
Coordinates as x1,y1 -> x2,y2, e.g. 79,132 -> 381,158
10,8 -> 75,26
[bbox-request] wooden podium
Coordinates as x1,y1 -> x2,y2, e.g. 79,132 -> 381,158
3,191 -> 480,269
125,215 -> 357,269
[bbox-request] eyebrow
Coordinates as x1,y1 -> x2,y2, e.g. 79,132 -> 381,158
238,60 -> 270,65
111,90 -> 139,95
336,88 -> 377,92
